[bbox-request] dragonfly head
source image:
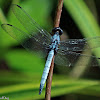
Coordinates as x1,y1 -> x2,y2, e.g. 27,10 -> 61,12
52,27 -> 63,35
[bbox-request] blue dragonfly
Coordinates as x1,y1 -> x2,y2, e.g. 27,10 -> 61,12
1,4 -> 100,95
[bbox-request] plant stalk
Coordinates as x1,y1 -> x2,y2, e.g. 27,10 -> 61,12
45,0 -> 63,100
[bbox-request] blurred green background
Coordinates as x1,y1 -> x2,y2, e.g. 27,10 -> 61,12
0,0 -> 100,100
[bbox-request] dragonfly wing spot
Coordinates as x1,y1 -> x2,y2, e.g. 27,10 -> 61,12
16,5 -> 21,8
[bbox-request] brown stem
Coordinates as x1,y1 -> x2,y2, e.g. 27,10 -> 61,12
45,56 -> 55,100
45,0 -> 63,100
54,0 -> 64,27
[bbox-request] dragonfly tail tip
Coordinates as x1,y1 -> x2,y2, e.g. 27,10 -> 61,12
39,91 -> 41,95
39,88 -> 42,95
39,84 -> 44,95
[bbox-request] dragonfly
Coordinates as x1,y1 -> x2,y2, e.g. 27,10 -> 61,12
1,4 -> 100,95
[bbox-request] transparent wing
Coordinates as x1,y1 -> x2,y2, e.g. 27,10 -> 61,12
55,37 -> 100,67
55,51 -> 100,67
59,37 -> 100,53
11,4 -> 51,44
1,24 -> 50,57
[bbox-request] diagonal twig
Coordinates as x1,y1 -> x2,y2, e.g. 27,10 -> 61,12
45,0 -> 64,100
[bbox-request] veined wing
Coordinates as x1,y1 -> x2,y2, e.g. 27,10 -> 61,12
59,37 -> 100,53
1,24 -> 50,57
55,37 -> 100,67
11,4 -> 51,44
55,51 -> 100,67
1,4 -> 52,56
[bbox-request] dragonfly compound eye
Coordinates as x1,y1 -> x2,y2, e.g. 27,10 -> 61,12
52,27 -> 63,35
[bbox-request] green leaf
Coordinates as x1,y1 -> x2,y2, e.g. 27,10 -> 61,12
75,84 -> 100,97
8,0 -> 52,30
0,8 -> 17,48
5,49 -> 44,74
0,70 -> 99,100
21,0 -> 52,28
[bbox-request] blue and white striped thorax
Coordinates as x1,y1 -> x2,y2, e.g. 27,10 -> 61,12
49,27 -> 63,54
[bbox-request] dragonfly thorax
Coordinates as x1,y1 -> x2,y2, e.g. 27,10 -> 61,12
49,31 -> 60,54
